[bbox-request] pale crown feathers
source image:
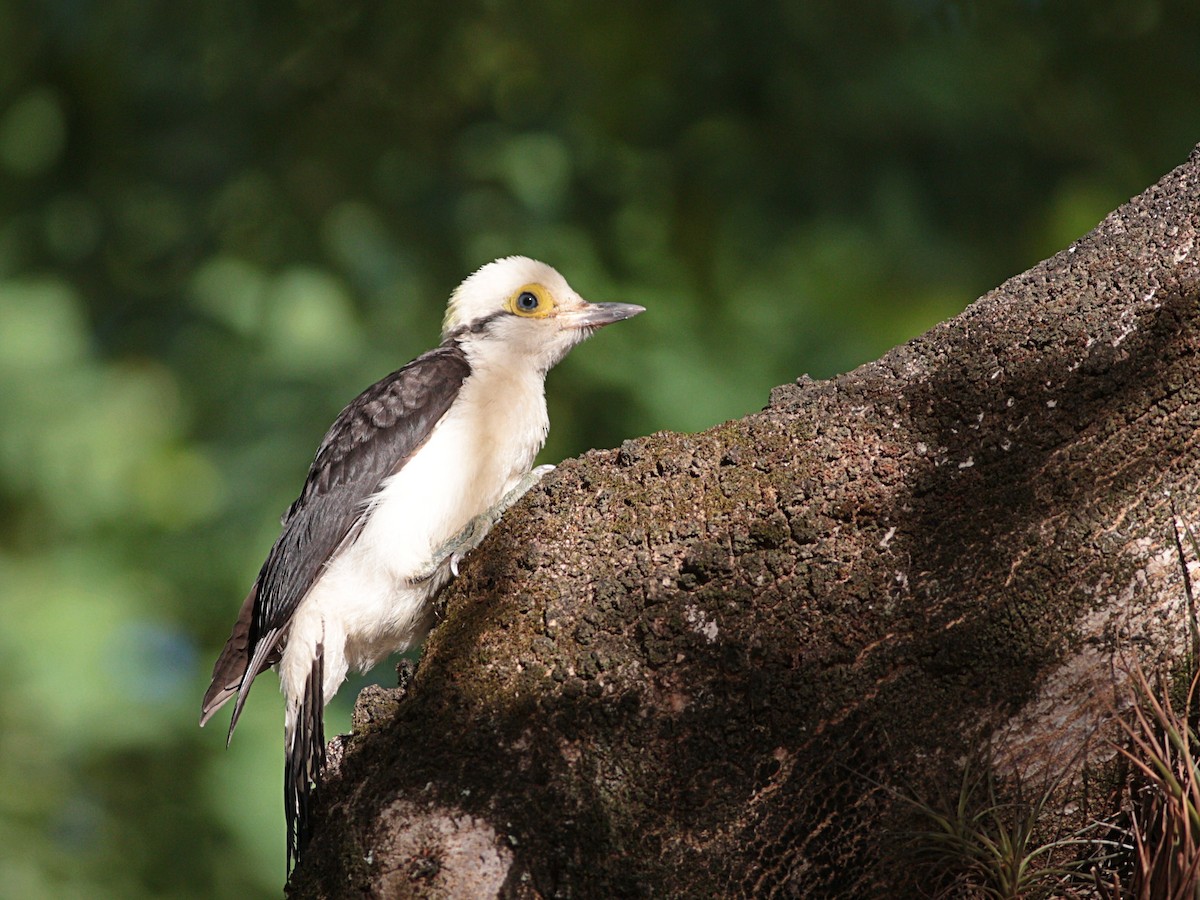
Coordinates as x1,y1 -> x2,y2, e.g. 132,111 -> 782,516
443,256 -> 577,334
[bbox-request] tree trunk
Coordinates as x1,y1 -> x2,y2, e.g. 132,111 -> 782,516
287,146 -> 1200,899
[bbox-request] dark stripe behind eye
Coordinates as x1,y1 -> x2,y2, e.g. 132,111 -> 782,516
443,310 -> 506,342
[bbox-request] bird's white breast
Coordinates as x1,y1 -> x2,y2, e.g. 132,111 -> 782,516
279,357 -> 549,704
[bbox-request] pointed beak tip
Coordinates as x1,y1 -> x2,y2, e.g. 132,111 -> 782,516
578,302 -> 646,327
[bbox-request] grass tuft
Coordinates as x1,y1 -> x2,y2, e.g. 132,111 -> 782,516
894,747 -> 1114,899
896,509 -> 1200,897
1095,508 -> 1200,899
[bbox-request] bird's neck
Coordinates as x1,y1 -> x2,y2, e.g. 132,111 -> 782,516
456,337 -> 555,385
454,340 -> 552,493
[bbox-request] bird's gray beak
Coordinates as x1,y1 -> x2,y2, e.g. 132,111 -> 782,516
565,301 -> 646,329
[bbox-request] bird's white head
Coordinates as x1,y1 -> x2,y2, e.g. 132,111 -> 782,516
442,257 -> 644,373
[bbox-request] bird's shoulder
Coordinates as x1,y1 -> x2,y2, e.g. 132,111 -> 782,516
283,342 -> 471,523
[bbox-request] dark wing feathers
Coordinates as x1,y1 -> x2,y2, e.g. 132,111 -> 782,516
283,348 -> 463,525
200,343 -> 471,729
199,582 -> 270,727
254,344 -> 471,634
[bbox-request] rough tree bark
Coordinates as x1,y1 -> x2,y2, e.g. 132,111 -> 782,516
288,146 -> 1200,898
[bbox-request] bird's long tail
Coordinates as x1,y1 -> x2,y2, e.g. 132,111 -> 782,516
285,642 -> 326,873
200,584 -> 275,730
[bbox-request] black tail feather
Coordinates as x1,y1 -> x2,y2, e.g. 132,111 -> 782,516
226,626 -> 282,747
285,643 -> 326,874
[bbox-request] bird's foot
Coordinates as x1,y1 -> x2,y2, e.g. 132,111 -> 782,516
412,464 -> 556,582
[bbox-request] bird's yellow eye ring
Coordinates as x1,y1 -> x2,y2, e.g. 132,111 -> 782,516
507,283 -> 554,318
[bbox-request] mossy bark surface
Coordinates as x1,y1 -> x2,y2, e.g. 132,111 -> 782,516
288,146 -> 1200,899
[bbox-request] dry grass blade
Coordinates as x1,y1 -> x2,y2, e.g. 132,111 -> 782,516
1109,667 -> 1200,898
1171,499 -> 1200,674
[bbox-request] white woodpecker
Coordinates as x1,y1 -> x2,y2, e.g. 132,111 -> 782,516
199,257 -> 643,870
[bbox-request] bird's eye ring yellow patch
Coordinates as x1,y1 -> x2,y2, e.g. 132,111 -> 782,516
506,283 -> 555,318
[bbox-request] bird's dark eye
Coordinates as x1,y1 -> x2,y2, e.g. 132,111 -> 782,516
516,291 -> 539,311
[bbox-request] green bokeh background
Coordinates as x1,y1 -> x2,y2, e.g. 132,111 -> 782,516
1,1 -> 1197,895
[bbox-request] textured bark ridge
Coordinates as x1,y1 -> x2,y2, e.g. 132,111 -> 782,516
288,147 -> 1200,898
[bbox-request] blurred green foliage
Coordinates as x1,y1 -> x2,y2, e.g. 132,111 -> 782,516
0,0 -> 1197,895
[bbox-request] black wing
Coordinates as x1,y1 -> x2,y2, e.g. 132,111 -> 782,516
200,342 -> 471,732
254,343 -> 471,635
